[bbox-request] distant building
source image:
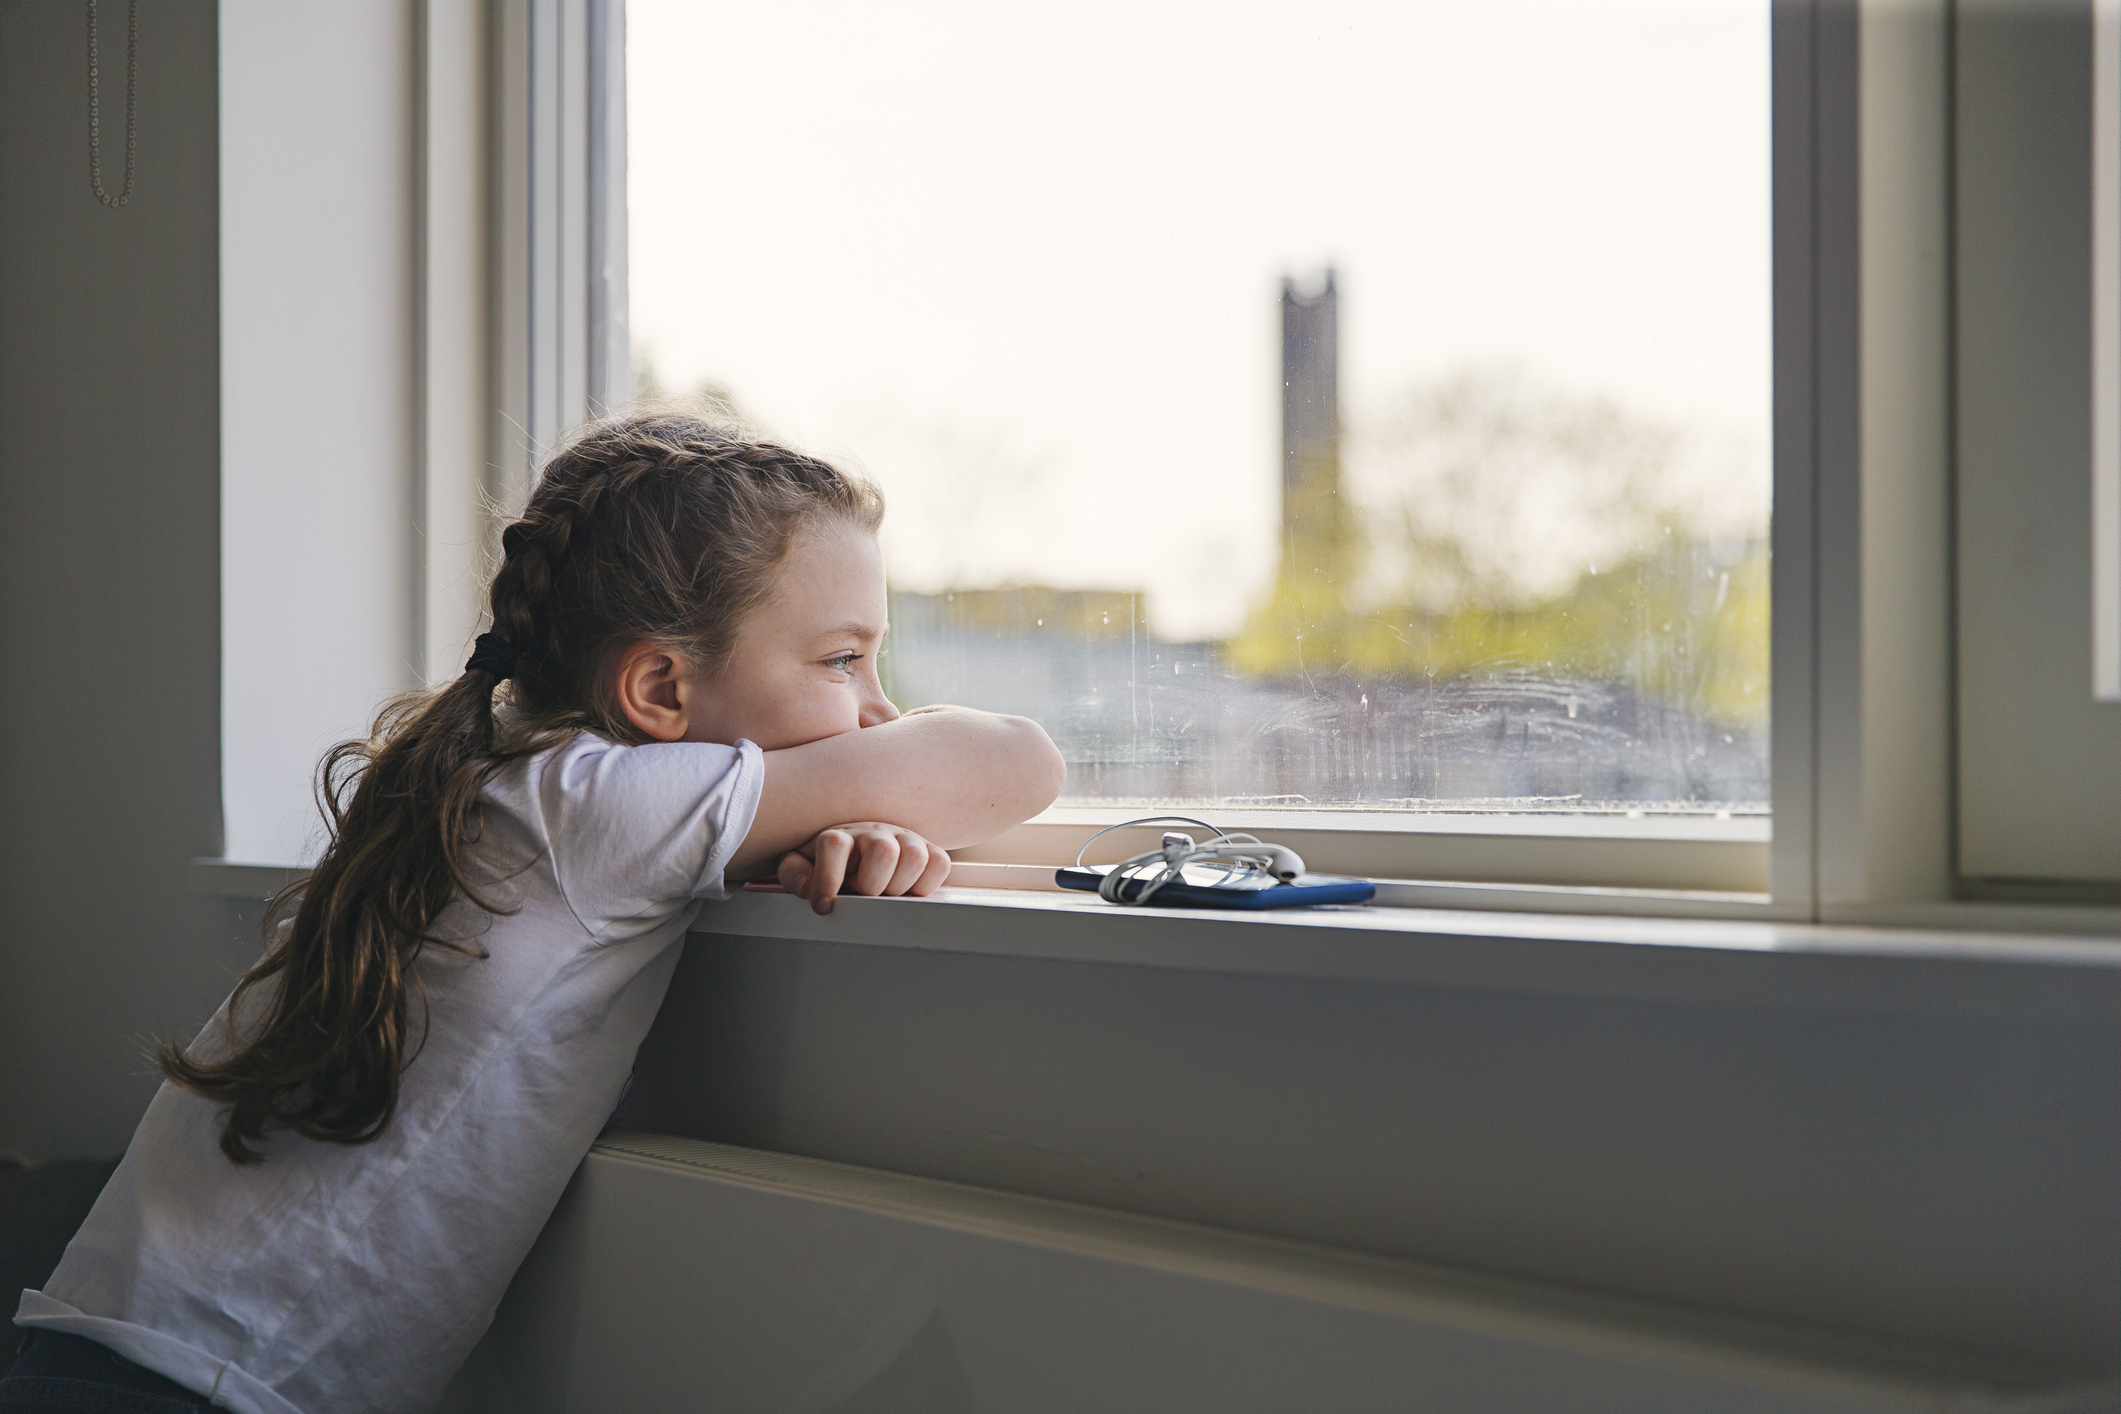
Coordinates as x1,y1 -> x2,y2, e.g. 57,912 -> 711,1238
1280,269 -> 1344,574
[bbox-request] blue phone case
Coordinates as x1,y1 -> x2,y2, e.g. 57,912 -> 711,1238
1055,866 -> 1376,909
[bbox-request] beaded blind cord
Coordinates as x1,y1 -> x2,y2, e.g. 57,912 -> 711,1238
88,0 -> 137,208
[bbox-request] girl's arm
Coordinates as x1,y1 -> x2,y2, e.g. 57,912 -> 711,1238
727,706 -> 1064,878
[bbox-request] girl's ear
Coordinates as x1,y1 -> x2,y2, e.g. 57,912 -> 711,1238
614,641 -> 690,742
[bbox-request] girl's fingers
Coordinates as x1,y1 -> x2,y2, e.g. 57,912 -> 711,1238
883,833 -> 930,895
850,831 -> 901,897
911,844 -> 951,896
788,826 -> 943,906
810,829 -> 854,914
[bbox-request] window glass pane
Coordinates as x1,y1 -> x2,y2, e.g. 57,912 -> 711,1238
629,0 -> 1771,816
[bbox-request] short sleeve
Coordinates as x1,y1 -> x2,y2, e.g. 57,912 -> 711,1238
531,736 -> 765,944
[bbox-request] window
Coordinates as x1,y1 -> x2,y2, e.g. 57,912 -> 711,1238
190,0 -> 2107,922
629,1 -> 1772,832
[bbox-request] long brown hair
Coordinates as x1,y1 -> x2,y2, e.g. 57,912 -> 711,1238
162,413 -> 882,1163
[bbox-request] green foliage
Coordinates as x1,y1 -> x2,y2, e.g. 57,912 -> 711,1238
1234,535 -> 1768,728
1233,369 -> 1770,729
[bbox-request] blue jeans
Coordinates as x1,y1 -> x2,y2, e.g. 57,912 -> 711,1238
0,1330 -> 212,1413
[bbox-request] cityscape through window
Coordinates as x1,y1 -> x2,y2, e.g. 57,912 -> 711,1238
629,0 -> 1772,816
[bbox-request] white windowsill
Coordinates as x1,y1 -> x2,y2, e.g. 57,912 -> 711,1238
187,855 -> 2121,938
187,854 -> 1789,924
961,807 -> 1775,895
183,809 -> 1775,909
943,859 -> 1779,915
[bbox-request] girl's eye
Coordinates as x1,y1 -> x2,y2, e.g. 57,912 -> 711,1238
825,653 -> 861,672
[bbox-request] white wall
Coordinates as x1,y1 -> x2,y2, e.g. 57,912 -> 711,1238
220,0 -> 418,865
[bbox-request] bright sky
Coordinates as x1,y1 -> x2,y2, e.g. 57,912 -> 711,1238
628,0 -> 1770,640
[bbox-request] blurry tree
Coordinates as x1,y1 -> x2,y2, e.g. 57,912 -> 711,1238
1232,367 -> 1769,728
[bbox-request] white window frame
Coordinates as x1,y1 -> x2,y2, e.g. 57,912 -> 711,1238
201,0 -> 2121,937
426,0 -> 630,684
206,0 -> 627,870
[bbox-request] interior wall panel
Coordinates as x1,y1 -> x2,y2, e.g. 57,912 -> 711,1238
625,924 -> 2121,1380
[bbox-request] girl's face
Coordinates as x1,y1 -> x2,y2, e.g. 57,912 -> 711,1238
682,518 -> 900,751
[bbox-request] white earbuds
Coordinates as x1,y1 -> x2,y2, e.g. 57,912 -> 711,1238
1162,831 -> 1304,881
1248,842 -> 1308,882
1077,817 -> 1307,906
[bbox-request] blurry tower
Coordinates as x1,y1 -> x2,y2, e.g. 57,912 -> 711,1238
1233,267 -> 1359,676
1280,269 -> 1351,587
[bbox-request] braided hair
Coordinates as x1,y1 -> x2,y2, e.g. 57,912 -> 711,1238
163,413 -> 883,1164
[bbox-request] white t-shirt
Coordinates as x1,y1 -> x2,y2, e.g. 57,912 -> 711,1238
14,732 -> 764,1414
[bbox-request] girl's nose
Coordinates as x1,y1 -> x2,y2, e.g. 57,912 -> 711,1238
859,675 -> 900,729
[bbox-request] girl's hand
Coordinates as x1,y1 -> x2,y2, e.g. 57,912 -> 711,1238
776,823 -> 951,915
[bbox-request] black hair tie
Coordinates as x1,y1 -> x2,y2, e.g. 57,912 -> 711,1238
465,633 -> 520,680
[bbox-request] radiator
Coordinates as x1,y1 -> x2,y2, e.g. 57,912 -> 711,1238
439,1134 -> 2115,1414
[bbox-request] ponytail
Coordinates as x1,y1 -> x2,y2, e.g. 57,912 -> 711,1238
162,412 -> 881,1164
160,668 -> 549,1164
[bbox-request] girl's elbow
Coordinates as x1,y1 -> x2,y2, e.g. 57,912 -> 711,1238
1007,716 -> 1067,813
1035,731 -> 1068,809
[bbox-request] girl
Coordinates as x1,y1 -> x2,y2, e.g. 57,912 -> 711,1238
3,414 -> 1065,1414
